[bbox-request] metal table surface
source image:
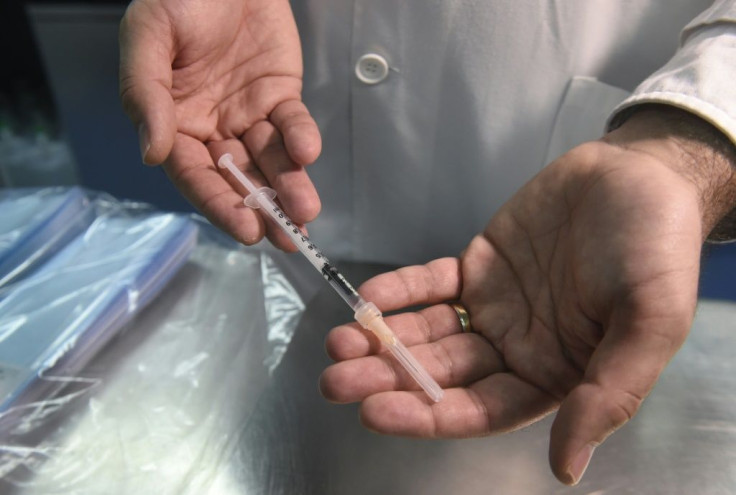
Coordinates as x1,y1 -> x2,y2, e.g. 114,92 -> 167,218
231,262 -> 736,495
5,257 -> 735,494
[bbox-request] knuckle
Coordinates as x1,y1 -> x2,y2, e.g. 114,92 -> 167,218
413,312 -> 433,344
432,341 -> 454,384
118,83 -> 138,117
605,389 -> 644,430
395,265 -> 430,303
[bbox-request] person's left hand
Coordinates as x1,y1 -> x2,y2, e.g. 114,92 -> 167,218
319,108 -> 736,485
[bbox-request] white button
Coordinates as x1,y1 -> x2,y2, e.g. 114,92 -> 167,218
355,53 -> 389,85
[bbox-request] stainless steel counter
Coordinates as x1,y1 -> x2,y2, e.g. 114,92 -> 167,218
6,258 -> 736,494
229,262 -> 736,495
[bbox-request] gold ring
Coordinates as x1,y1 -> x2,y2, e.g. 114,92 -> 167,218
450,303 -> 472,333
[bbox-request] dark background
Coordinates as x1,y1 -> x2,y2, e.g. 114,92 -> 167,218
0,0 -> 190,211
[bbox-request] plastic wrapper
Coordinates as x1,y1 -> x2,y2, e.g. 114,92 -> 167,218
0,187 -> 93,287
0,204 -> 197,431
0,189 -> 305,494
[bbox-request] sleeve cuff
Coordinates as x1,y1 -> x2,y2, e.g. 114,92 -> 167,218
607,22 -> 736,145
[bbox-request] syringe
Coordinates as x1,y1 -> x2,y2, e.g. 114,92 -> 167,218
218,153 -> 443,402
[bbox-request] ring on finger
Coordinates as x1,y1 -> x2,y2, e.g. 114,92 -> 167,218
450,303 -> 472,333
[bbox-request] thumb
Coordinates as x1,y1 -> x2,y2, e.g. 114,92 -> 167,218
549,302 -> 693,485
119,2 -> 176,165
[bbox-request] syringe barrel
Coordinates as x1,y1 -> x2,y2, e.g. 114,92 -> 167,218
249,189 -> 363,310
250,190 -> 325,271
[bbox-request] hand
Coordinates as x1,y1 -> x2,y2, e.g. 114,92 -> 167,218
319,107 -> 736,485
119,0 -> 321,250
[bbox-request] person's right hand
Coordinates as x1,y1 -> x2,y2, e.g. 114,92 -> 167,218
319,106 -> 736,485
119,0 -> 321,250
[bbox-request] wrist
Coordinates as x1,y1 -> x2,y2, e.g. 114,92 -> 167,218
603,104 -> 736,241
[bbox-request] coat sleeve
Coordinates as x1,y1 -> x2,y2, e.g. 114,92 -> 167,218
607,0 -> 736,145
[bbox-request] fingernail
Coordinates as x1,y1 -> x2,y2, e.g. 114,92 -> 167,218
138,123 -> 151,163
568,443 -> 595,485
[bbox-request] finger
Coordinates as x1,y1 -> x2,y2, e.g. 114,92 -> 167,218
358,258 -> 463,311
119,3 -> 176,165
325,304 -> 465,361
270,99 -> 322,166
548,300 -> 693,485
359,374 -> 558,438
205,140 -> 301,252
320,333 -> 503,402
243,120 -> 321,224
163,133 -> 270,245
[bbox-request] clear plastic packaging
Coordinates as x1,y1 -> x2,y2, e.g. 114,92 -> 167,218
0,211 -> 197,432
0,187 -> 93,287
0,189 -> 305,494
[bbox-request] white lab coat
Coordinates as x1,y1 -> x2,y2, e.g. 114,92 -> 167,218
291,0 -> 736,265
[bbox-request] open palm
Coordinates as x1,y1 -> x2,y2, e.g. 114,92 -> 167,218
320,139 -> 703,484
120,0 -> 321,249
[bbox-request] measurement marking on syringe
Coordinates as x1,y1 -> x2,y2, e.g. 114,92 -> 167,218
272,205 -> 325,258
